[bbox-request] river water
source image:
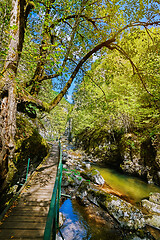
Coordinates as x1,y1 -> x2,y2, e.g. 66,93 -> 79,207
59,198 -> 122,240
59,167 -> 160,240
95,166 -> 160,203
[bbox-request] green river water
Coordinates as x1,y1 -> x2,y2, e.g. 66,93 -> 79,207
59,166 -> 160,239
95,166 -> 160,203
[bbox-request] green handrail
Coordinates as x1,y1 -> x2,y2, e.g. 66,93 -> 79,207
43,140 -> 63,240
26,158 -> 30,181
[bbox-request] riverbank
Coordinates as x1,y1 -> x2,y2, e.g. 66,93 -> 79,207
60,140 -> 159,240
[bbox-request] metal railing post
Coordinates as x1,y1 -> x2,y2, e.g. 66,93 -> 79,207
44,140 -> 64,240
26,158 -> 30,181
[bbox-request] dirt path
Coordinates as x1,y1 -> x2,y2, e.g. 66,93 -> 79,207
0,143 -> 58,240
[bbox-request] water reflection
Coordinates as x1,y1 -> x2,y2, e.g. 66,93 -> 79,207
95,166 -> 160,202
59,199 -> 122,240
59,168 -> 160,239
59,199 -> 91,240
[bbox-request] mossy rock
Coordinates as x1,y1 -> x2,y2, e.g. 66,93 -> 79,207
12,114 -> 49,184
88,188 -> 145,230
81,169 -> 105,185
6,161 -> 18,184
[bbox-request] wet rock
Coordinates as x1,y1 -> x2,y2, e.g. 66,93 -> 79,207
141,199 -> 160,214
81,169 -> 105,185
82,161 -> 91,170
87,188 -> 99,206
142,192 -> 160,229
88,189 -> 145,230
149,192 -> 160,205
62,170 -> 83,188
62,172 -> 74,187
76,181 -> 91,206
144,215 -> 160,229
59,212 -> 65,227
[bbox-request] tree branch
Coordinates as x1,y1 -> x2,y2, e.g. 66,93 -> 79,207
68,58 -> 108,102
49,38 -> 115,110
110,43 -> 154,96
112,21 -> 160,39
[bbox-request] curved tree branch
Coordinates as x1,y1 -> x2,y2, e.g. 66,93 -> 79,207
49,38 -> 115,110
19,38 -> 115,111
108,43 -> 154,97
68,58 -> 108,102
22,20 -> 160,111
112,20 -> 160,39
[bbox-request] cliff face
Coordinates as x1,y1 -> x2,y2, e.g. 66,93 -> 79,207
75,129 -> 160,186
120,133 -> 160,185
0,113 -> 49,213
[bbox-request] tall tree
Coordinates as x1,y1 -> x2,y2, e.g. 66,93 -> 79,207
0,0 -> 159,189
71,28 -> 160,135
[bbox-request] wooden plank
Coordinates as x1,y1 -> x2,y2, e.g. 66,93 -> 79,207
1,215 -> 47,223
11,206 -> 49,212
0,221 -> 46,229
9,211 -> 48,217
17,201 -> 50,207
0,229 -> 44,238
0,143 -> 58,240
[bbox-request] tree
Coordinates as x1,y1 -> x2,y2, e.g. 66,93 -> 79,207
71,28 -> 160,136
0,0 -> 159,189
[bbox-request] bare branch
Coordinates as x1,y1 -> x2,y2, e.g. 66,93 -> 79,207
41,73 -> 60,81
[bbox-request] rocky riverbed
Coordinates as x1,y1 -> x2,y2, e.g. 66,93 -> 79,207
60,142 -> 160,240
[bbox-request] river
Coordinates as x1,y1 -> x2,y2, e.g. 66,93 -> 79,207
95,166 -> 160,203
59,198 -> 122,240
59,166 -> 160,240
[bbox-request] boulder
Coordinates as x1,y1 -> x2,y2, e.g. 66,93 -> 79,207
144,215 -> 160,229
149,192 -> 160,205
141,199 -> 160,214
88,188 -> 145,230
76,181 -> 90,205
81,169 -> 105,185
141,192 -> 160,230
62,171 -> 83,187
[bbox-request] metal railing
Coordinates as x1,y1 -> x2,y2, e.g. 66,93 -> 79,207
43,140 -> 64,240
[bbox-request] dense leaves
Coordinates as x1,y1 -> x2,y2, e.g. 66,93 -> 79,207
71,28 -> 160,137
0,0 -> 159,190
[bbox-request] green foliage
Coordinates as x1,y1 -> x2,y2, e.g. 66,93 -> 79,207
71,28 -> 160,138
1,0 -> 160,142
37,79 -> 71,138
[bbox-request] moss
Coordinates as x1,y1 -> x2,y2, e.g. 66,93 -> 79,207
11,114 -> 49,184
6,162 -> 17,184
88,188 -> 114,203
91,169 -> 98,176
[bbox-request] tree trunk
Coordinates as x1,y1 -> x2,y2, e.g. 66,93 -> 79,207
0,0 -> 25,191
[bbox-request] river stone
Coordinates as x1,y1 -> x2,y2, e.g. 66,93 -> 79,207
81,169 -> 105,185
141,199 -> 160,214
88,189 -> 145,230
76,181 -> 90,205
144,215 -> 160,229
149,192 -> 160,205
59,212 -> 64,227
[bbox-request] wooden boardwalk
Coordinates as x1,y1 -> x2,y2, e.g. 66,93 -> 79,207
0,143 -> 58,240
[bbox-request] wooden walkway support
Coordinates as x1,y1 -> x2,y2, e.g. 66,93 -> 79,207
0,143 -> 59,240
